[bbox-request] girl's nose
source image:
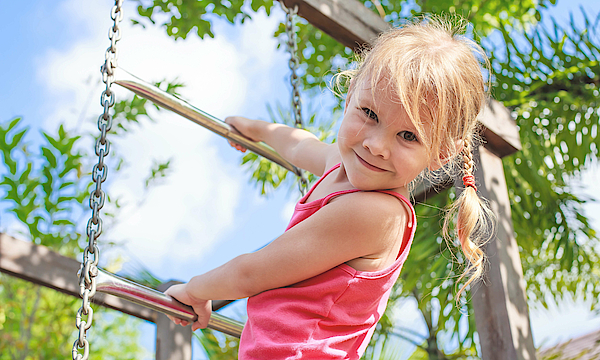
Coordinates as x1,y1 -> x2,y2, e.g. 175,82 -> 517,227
363,135 -> 390,159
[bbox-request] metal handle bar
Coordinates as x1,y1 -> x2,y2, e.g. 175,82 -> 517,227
95,269 -> 244,338
114,68 -> 301,176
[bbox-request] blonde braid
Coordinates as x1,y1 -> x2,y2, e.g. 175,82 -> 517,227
444,140 -> 492,301
462,139 -> 477,191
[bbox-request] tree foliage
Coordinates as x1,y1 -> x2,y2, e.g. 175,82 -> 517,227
488,11 -> 600,308
0,78 -> 180,357
0,274 -> 149,360
195,329 -> 240,359
0,117 -> 144,359
133,0 -> 600,358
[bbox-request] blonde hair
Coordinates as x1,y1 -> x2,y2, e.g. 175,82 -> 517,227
335,15 -> 493,299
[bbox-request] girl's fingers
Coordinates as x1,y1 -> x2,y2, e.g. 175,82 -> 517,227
228,140 -> 247,152
191,318 -> 209,331
167,315 -> 190,327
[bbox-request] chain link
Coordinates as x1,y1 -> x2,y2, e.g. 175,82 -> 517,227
280,2 -> 309,195
72,1 -> 123,359
298,171 -> 309,196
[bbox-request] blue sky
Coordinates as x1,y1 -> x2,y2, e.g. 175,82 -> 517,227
1,0 -> 600,359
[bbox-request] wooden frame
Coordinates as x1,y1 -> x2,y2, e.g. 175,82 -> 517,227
1,1 -> 536,359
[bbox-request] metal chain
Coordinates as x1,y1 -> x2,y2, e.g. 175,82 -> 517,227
280,2 -> 309,195
297,170 -> 309,196
72,1 -> 123,359
281,2 -> 303,129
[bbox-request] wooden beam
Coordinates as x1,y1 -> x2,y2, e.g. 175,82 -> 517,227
0,233 -> 158,323
281,0 -> 389,52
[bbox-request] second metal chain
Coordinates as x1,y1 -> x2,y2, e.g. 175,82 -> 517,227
281,2 -> 303,130
280,2 -> 309,195
72,1 -> 123,359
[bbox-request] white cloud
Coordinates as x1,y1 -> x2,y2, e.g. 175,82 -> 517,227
103,111 -> 241,272
33,0 -> 287,278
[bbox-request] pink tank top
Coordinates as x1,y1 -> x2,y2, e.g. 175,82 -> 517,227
239,164 -> 416,360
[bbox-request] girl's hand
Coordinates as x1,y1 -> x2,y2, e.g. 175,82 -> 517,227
224,116 -> 261,153
164,283 -> 212,331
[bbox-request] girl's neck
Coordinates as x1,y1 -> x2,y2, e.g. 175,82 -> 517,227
335,163 -> 411,199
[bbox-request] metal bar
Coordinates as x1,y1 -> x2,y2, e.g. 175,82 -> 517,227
114,68 -> 301,176
212,299 -> 236,311
96,269 -> 244,338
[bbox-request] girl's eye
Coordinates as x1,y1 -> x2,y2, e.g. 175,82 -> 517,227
399,131 -> 417,142
362,107 -> 378,122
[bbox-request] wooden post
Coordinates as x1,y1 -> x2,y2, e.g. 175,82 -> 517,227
455,146 -> 537,360
156,281 -> 193,360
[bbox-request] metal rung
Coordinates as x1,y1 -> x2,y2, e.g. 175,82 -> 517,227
96,269 -> 244,338
114,68 -> 301,176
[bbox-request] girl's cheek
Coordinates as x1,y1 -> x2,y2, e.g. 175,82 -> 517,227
345,119 -> 367,137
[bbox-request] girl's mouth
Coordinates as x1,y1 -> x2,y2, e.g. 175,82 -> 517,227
355,152 -> 387,172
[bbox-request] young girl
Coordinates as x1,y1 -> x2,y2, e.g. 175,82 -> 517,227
165,16 -> 491,359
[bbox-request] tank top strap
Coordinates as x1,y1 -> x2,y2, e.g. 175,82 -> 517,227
301,163 -> 417,254
299,163 -> 341,204
321,189 -> 415,231
376,191 -> 416,230
320,188 -> 362,206
377,191 -> 416,260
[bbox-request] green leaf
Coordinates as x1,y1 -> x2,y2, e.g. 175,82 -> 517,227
57,196 -> 75,204
41,147 -> 57,168
42,132 -> 62,151
7,116 -> 22,131
18,163 -> 32,184
58,181 -> 75,190
8,128 -> 27,149
54,219 -> 75,227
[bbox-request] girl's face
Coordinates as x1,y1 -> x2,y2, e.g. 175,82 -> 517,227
337,79 -> 435,194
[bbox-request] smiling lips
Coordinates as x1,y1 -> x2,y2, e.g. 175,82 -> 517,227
355,152 -> 387,172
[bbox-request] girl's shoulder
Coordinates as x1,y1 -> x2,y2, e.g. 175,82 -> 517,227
331,190 -> 411,223
326,191 -> 413,271
324,191 -> 412,247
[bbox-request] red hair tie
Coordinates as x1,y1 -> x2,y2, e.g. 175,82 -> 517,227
462,175 -> 477,192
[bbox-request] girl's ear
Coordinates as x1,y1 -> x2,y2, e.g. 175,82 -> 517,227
428,139 -> 465,171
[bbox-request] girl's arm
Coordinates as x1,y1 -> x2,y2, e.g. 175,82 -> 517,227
166,191 -> 409,330
224,116 -> 335,176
